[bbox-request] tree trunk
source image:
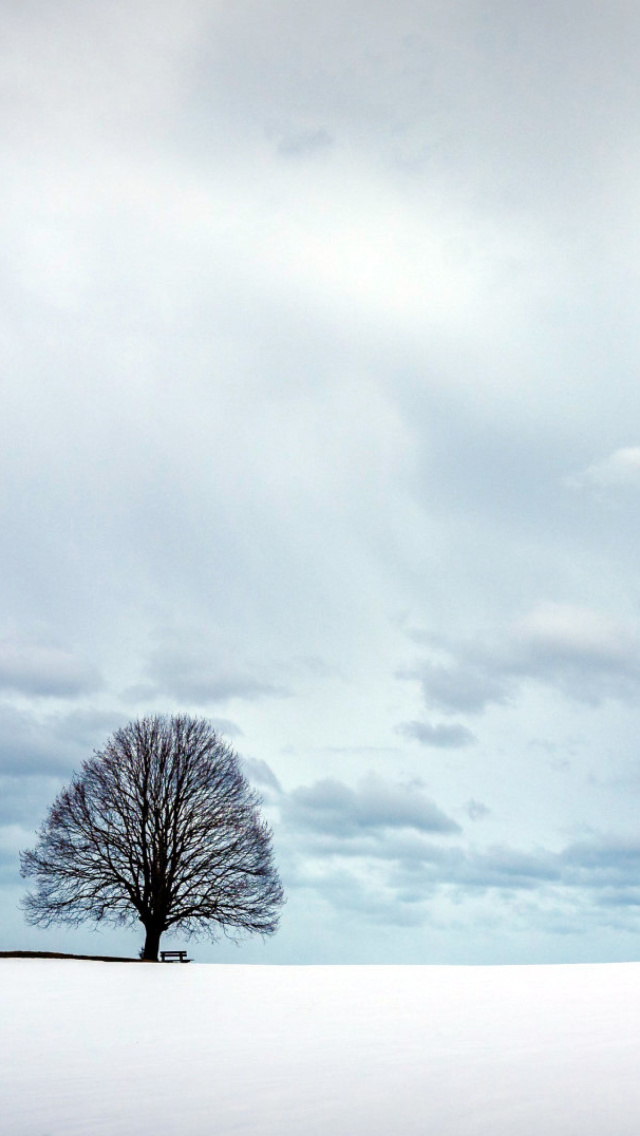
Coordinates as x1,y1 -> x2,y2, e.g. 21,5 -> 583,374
142,923 -> 162,961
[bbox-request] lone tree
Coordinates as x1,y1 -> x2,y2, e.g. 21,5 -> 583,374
20,715 -> 284,960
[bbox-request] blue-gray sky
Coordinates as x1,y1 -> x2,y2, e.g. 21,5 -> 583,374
3,0 -> 640,963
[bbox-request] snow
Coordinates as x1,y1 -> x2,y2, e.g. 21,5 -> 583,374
3,960 -> 640,1135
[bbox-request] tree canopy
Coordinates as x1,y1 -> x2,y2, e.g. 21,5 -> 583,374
20,715 -> 284,959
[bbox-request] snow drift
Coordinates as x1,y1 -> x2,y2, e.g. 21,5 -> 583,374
3,959 -> 640,1135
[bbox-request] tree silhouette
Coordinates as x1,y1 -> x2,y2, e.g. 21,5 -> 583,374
20,715 -> 284,959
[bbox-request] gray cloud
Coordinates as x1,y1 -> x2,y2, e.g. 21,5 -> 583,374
0,776 -> 64,826
283,774 -> 461,839
292,868 -> 427,929
466,799 -> 491,821
394,720 -> 476,748
559,835 -> 640,894
402,603 -> 640,716
271,766 -> 640,935
147,670 -> 286,705
141,634 -> 291,707
208,717 -> 244,738
400,659 -> 510,715
0,642 -> 101,699
274,127 -> 334,158
241,757 -> 282,795
0,705 -> 129,778
0,707 -> 85,778
282,819 -> 640,936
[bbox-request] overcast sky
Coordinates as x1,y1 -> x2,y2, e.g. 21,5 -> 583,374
3,0 -> 640,963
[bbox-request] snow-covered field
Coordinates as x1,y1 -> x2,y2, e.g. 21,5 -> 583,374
3,960 -> 640,1136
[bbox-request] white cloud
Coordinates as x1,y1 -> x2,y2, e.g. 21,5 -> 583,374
512,603 -> 637,670
567,447 -> 640,492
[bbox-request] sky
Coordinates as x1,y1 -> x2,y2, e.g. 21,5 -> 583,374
2,0 -> 640,964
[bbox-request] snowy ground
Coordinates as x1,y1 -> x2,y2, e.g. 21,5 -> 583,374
3,960 -> 640,1136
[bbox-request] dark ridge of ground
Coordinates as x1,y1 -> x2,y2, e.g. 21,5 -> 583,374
0,950 -> 145,962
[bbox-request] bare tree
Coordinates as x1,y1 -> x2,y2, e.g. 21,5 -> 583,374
20,715 -> 285,960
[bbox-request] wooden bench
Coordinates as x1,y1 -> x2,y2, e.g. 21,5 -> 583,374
160,950 -> 191,963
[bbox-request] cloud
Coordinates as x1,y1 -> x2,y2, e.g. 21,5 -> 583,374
281,816 -> 640,936
141,635 -> 290,707
401,602 -> 640,715
0,705 -> 127,777
466,799 -> 491,821
292,868 -> 427,929
399,659 -> 510,715
0,642 -> 102,699
241,757 -> 282,794
568,447 -> 640,492
559,835 -> 640,897
272,767 -> 640,935
0,707 -> 84,777
513,603 -> 634,663
291,829 -> 559,891
509,603 -> 639,701
283,773 -> 461,839
274,126 -> 334,158
0,774 -> 68,835
395,720 -> 476,748
208,717 -> 244,738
